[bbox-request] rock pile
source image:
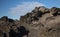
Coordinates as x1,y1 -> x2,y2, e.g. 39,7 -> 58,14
0,6 -> 60,37
20,6 -> 60,37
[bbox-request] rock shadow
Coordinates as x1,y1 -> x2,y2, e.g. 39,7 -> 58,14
9,26 -> 29,37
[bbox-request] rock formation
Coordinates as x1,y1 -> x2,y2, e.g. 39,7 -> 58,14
0,6 -> 60,37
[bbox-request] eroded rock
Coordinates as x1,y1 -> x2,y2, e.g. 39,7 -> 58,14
0,6 -> 60,37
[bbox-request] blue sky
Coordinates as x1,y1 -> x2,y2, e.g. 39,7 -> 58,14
0,0 -> 60,20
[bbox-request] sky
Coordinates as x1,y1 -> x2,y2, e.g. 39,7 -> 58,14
0,0 -> 60,20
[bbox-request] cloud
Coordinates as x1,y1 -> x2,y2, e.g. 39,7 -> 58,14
9,2 -> 45,16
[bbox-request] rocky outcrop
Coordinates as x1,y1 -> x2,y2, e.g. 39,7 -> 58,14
0,6 -> 60,37
20,6 -> 60,37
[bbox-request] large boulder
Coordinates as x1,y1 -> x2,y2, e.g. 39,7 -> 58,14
50,7 -> 60,16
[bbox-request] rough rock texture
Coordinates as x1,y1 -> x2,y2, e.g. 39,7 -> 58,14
0,6 -> 60,37
20,6 -> 60,37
